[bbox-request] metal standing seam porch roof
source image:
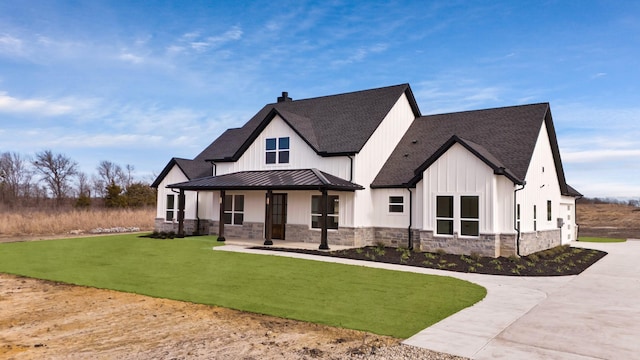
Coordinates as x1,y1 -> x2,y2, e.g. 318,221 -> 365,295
166,169 -> 364,191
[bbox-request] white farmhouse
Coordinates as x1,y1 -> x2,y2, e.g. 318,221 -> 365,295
152,84 -> 581,257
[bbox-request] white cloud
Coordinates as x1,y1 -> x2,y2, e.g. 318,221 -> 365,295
415,78 -> 505,114
553,104 -> 640,130
0,91 -> 74,116
562,148 -> 640,163
332,43 -> 389,66
0,34 -> 23,57
53,133 -> 165,148
175,26 -> 244,53
118,52 -> 144,64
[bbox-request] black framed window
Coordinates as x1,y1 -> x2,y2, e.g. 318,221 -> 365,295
166,194 -> 175,221
436,196 -> 454,235
389,196 -> 404,213
266,137 -> 290,164
460,196 -> 479,236
223,194 -> 244,225
311,195 -> 339,229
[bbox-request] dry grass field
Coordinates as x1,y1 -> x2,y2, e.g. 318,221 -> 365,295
577,203 -> 640,239
0,207 -> 155,240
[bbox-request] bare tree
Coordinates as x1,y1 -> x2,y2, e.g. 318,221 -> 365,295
96,160 -> 125,189
0,152 -> 34,206
76,171 -> 91,198
124,164 -> 135,188
91,174 -> 106,198
32,150 -> 78,205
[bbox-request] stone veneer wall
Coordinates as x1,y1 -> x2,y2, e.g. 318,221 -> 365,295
155,218 -> 532,257
499,233 -> 517,257
418,231 -> 501,257
285,224 -> 358,246
208,221 -> 264,239
154,218 -> 209,235
518,229 -> 561,256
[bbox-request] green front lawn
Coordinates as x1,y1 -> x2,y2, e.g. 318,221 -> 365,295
578,237 -> 626,243
0,234 -> 485,338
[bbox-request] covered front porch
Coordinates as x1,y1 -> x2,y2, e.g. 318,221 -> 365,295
166,169 -> 363,250
217,237 -> 360,251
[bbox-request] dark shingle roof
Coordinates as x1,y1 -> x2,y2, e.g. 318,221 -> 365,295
371,103 -> 573,196
153,84 -> 418,187
150,157 -> 211,188
166,169 -> 364,191
196,83 -> 420,162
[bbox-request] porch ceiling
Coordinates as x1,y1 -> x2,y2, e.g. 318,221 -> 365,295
166,168 -> 364,191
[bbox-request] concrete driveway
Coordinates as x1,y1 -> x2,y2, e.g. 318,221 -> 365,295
218,240 -> 640,359
405,240 -> 640,359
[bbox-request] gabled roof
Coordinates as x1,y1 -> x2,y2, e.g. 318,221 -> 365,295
150,157 -> 212,188
372,102 -> 575,196
197,83 -> 421,162
166,169 -> 364,191
413,135 -> 523,185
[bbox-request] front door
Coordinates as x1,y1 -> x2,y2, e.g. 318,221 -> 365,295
271,194 -> 287,240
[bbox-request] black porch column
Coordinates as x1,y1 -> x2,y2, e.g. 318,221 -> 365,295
319,188 -> 330,250
177,189 -> 186,237
217,190 -> 226,242
264,190 -> 273,245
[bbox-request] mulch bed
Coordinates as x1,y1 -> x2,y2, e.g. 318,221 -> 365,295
252,245 -> 607,276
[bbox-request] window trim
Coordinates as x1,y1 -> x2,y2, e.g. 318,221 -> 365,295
388,196 -> 404,213
460,195 -> 479,237
266,136 -> 290,164
165,194 -> 176,222
311,195 -> 339,230
435,194 -> 480,237
436,195 -> 454,235
223,194 -> 244,226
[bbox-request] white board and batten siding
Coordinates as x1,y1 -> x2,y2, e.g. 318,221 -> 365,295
419,143 -> 516,235
518,122 -> 565,234
352,93 -> 417,227
215,115 -> 350,178
371,188 -> 412,228
286,191 -> 355,228
156,166 -> 218,222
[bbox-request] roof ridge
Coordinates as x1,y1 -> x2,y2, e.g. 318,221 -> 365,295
422,102 -> 549,117
310,168 -> 330,185
266,83 -> 409,105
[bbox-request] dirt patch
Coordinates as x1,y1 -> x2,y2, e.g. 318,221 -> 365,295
0,274 -> 463,359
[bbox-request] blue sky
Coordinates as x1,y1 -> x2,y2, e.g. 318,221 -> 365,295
0,1 -> 638,197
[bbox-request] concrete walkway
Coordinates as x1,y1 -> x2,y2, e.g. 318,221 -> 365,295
215,240 -> 640,359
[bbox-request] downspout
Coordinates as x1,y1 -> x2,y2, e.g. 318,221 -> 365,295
209,161 -> 217,176
347,155 -> 354,182
195,191 -> 200,235
406,186 -> 413,250
514,181 -> 526,256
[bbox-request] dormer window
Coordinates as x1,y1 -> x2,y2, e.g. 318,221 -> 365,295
266,137 -> 290,164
